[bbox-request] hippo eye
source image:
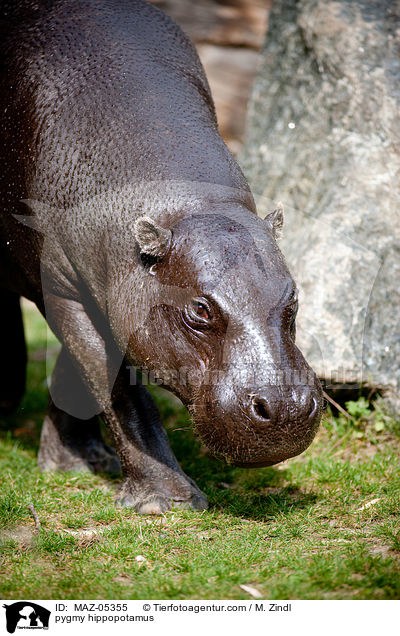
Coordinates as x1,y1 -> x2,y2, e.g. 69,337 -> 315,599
192,301 -> 209,320
184,297 -> 213,328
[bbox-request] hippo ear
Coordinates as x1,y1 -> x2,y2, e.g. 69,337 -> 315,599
134,216 -> 172,258
264,203 -> 284,239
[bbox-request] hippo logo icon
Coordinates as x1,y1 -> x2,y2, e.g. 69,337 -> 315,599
3,602 -> 50,633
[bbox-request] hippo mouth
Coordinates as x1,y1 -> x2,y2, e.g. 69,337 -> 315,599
190,395 -> 322,469
209,433 -> 317,468
232,447 -> 304,468
229,438 -> 315,468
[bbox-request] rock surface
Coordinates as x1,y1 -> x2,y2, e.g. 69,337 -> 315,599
241,0 -> 400,401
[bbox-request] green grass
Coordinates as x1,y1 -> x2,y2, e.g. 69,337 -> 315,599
0,302 -> 399,599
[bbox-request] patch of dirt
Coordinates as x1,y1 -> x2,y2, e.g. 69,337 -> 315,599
369,544 -> 391,558
113,574 -> 132,585
0,525 -> 36,546
63,528 -> 102,537
364,536 -> 400,561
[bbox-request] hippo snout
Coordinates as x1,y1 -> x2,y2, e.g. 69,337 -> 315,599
230,383 -> 323,467
249,384 -> 319,426
193,378 -> 323,468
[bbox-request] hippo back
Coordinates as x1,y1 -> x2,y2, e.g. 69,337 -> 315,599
0,0 -> 249,210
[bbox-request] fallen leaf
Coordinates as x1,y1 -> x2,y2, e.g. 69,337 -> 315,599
239,584 -> 262,598
14,420 -> 36,437
357,498 -> 382,511
64,529 -> 100,537
196,531 -> 214,541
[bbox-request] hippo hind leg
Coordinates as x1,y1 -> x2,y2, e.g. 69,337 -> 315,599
38,348 -> 120,474
0,290 -> 27,415
38,408 -> 121,474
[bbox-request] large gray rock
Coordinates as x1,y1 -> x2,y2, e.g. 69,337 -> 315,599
241,0 -> 400,403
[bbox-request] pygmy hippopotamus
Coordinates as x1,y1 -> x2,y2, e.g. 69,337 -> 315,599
0,0 -> 323,513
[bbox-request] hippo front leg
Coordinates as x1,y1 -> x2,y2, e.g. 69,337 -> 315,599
44,293 -> 208,514
110,369 -> 208,513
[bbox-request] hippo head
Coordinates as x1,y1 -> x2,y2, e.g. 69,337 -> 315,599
124,205 -> 322,467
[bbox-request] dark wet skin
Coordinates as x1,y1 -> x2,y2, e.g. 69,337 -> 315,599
0,0 -> 323,513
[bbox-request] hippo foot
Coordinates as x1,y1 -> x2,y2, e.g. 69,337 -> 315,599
38,412 -> 121,474
116,476 -> 208,514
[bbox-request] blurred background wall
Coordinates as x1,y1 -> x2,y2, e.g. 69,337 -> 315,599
149,0 -> 271,154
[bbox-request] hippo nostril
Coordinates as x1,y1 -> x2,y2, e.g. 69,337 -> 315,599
251,397 -> 271,421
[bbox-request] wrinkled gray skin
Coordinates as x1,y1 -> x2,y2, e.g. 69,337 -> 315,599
0,0 -> 322,514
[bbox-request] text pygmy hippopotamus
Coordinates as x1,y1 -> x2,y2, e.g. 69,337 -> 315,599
0,0 -> 323,513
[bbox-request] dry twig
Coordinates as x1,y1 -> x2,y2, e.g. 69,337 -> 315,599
27,503 -> 41,531
323,391 -> 353,421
